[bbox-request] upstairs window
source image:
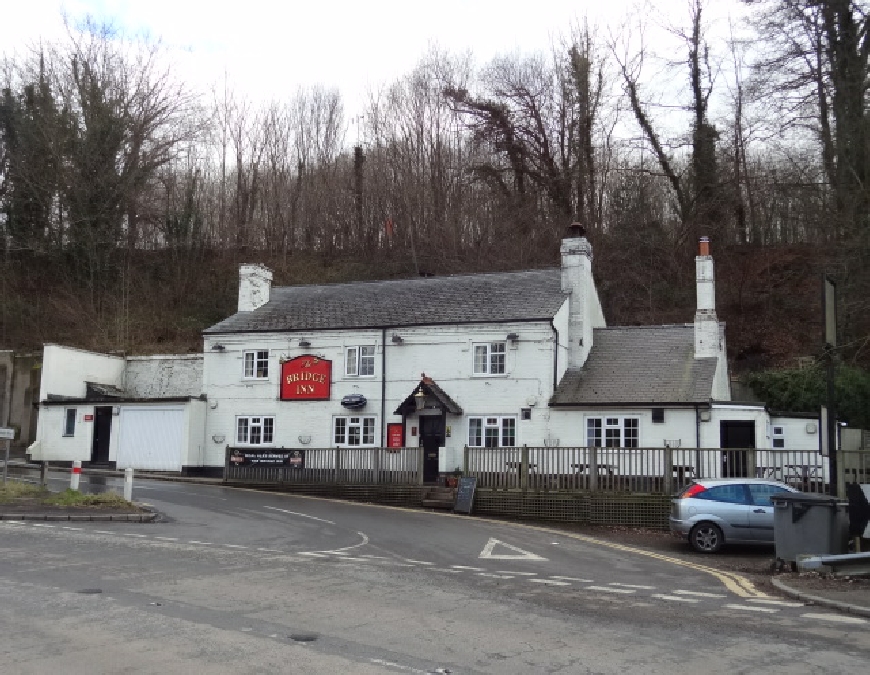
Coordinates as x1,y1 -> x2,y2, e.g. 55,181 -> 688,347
236,416 -> 274,445
473,342 -> 506,375
346,346 -> 375,377
244,350 -> 269,379
63,408 -> 76,437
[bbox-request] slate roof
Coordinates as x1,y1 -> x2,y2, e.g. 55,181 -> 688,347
204,269 -> 566,334
551,324 -> 718,406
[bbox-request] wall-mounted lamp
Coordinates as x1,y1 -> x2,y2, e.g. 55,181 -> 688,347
211,344 -> 226,351
298,339 -> 311,348
391,334 -> 403,344
506,332 -> 519,343
212,434 -> 226,444
414,389 -> 427,411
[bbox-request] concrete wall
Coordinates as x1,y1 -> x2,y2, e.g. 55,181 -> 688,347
0,351 -> 40,452
125,355 -> 204,398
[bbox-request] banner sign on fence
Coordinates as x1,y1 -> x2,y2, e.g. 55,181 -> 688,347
229,449 -> 305,468
280,356 -> 332,401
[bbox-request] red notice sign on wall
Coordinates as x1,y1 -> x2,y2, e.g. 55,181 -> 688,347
386,422 -> 404,450
280,356 -> 332,401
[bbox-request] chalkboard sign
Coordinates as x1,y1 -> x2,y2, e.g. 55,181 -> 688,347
453,476 -> 477,514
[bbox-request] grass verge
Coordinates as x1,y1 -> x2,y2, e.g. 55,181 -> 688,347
1,480 -> 137,509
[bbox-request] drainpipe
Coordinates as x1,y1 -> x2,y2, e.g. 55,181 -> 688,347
550,320 -> 559,392
381,328 -> 387,446
695,404 -> 702,478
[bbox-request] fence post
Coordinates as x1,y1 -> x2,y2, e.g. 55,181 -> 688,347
373,447 -> 381,485
663,447 -> 673,494
463,445 -> 469,475
335,447 -> 342,483
417,446 -> 425,485
520,445 -> 529,491
746,448 -> 757,479
589,446 -> 598,491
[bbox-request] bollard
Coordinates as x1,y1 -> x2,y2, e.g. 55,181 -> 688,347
124,467 -> 133,501
70,460 -> 81,490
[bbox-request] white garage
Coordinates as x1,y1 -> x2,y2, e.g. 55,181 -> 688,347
117,406 -> 185,472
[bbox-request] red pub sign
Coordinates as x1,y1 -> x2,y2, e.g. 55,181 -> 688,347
280,356 -> 332,401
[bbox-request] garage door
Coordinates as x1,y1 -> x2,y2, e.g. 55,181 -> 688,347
117,407 -> 184,471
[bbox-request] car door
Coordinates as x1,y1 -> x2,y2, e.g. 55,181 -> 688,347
692,484 -> 752,543
747,484 -> 793,542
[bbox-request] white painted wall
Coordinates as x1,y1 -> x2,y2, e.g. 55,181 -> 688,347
40,344 -> 124,399
202,321 -> 560,468
125,355 -> 203,398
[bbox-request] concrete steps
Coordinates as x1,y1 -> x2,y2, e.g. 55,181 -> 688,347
421,486 -> 456,509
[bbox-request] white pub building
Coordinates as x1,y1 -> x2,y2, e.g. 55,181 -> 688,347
28,226 -> 820,479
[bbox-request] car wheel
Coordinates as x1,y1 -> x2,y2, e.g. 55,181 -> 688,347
689,522 -> 723,553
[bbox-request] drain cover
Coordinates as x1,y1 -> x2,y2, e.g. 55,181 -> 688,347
76,589 -> 102,594
288,634 -> 318,643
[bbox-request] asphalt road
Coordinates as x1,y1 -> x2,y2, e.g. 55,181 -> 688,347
1,471 -> 869,674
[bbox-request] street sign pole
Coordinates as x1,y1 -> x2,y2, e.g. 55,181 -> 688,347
0,427 -> 16,485
822,275 -> 838,497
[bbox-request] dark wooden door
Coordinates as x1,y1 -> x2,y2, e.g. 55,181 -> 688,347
720,421 -> 755,478
419,415 -> 444,483
91,406 -> 113,463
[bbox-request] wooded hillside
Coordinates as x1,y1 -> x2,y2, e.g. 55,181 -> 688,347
1,3 -> 868,375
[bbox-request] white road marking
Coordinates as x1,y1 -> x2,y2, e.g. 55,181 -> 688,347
799,613 -> 867,625
586,586 -> 636,594
155,537 -> 179,541
122,533 -> 147,538
369,658 -> 429,674
264,505 -> 335,525
428,568 -> 464,573
723,604 -> 779,613
747,598 -> 804,607
403,559 -> 434,565
256,548 -> 283,553
62,527 -> 83,531
298,552 -> 329,557
477,573 -> 515,579
652,594 -> 700,603
224,544 -> 247,549
672,590 -> 727,598
529,579 -> 571,586
31,524 -> 55,528
609,583 -> 656,590
94,530 -> 114,534
323,532 -> 369,554
497,571 -> 538,576
187,541 -> 212,545
451,565 -> 485,571
551,576 -> 593,582
359,555 -> 388,559
479,537 -> 547,561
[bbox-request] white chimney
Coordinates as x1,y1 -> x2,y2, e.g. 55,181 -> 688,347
694,237 -> 719,358
238,264 -> 273,312
560,223 -> 603,368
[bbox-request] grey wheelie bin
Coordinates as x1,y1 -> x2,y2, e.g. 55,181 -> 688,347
772,492 -> 849,565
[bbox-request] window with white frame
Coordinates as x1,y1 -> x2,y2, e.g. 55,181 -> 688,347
586,417 -> 639,448
772,425 -> 785,448
243,350 -> 269,379
473,342 -> 506,375
63,408 -> 76,437
334,416 -> 377,446
468,416 -> 517,447
236,416 -> 274,445
345,346 -> 375,377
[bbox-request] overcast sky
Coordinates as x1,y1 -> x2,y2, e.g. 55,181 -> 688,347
0,0 -> 752,114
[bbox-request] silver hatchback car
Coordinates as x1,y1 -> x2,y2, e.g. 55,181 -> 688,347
670,478 -> 799,553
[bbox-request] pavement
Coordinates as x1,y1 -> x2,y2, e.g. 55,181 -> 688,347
3,460 -> 870,619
